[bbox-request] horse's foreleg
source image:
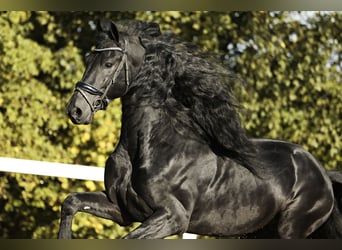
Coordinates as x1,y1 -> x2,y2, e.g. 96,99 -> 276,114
58,191 -> 128,239
123,199 -> 189,239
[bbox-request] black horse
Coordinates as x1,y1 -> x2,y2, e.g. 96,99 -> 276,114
59,20 -> 342,239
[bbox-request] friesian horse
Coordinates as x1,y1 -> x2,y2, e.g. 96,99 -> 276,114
59,20 -> 342,239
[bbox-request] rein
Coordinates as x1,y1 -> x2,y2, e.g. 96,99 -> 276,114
75,39 -> 130,113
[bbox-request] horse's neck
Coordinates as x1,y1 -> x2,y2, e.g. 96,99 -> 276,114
120,100 -> 163,140
122,101 -> 162,121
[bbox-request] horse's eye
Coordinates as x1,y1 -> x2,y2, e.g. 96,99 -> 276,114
105,62 -> 113,68
93,99 -> 102,108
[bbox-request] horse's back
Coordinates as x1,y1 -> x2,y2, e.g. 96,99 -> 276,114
252,138 -> 330,183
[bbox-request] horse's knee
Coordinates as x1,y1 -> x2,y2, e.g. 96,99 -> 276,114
167,204 -> 191,234
61,193 -> 81,216
173,213 -> 189,234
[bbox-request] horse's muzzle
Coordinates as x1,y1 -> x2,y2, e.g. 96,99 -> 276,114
66,94 -> 93,125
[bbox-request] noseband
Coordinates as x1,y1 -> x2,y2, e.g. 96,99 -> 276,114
75,39 -> 129,113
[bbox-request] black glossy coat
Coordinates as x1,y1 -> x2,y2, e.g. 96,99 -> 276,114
60,20 -> 342,239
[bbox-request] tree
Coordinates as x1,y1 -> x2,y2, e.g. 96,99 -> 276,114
0,11 -> 130,238
0,11 -> 340,238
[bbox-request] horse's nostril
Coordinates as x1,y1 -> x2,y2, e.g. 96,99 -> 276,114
75,107 -> 83,117
69,107 -> 83,119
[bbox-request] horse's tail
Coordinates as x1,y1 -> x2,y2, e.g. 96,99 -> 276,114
310,170 -> 342,238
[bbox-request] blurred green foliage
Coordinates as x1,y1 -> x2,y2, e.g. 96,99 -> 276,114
0,11 -> 340,238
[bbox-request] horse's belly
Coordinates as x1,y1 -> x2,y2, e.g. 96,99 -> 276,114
188,189 -> 279,237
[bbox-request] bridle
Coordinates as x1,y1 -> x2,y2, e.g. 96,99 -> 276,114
74,39 -> 130,113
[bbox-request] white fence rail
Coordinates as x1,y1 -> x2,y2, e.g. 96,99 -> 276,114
0,157 -> 196,239
0,157 -> 104,181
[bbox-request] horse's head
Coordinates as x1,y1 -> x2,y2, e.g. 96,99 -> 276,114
66,20 -> 146,124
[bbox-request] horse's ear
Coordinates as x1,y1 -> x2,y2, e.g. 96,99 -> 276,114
109,21 -> 120,43
97,19 -> 120,43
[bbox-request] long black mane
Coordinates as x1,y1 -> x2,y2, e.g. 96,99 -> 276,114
113,20 -> 257,171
